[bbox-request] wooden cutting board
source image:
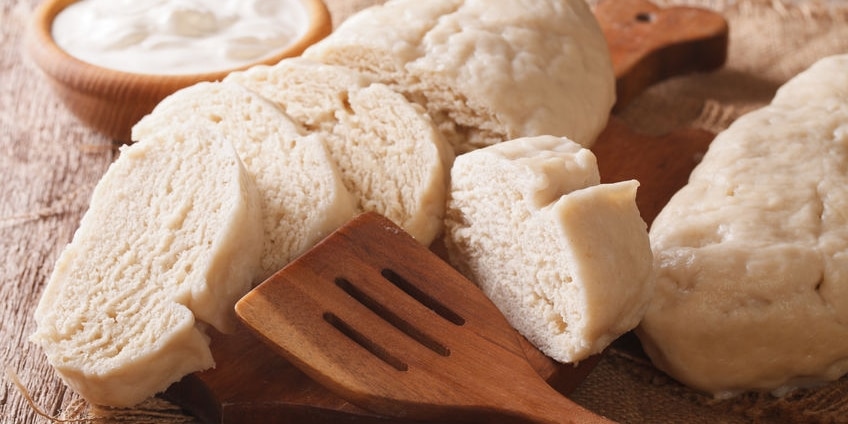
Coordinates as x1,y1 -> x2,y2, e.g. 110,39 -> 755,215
163,1 -> 725,422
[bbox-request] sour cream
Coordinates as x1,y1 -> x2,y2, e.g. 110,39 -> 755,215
51,0 -> 311,75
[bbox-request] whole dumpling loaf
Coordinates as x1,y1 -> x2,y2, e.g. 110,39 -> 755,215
303,0 -> 615,154
639,54 -> 848,397
31,125 -> 264,407
444,136 -> 654,363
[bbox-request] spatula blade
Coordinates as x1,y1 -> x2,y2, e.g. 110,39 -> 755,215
236,212 -> 609,423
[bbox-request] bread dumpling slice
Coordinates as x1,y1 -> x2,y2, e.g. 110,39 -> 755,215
133,81 -> 358,279
225,57 -> 453,245
444,136 -> 654,363
31,124 -> 263,407
302,0 -> 615,154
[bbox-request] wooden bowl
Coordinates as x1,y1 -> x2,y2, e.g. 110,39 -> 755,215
26,0 -> 332,142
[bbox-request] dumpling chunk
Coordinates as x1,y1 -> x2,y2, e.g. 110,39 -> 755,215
445,135 -> 654,363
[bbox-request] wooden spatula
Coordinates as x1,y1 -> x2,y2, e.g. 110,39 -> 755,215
236,212 -> 613,424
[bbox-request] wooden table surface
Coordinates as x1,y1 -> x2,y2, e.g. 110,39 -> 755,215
4,1 -> 848,423
2,1 -> 119,422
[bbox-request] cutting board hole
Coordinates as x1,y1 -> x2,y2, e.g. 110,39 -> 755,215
635,12 -> 654,23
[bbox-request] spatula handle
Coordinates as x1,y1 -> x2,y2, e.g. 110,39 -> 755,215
498,381 -> 616,424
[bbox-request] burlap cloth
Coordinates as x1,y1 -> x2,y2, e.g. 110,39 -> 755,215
2,0 -> 848,423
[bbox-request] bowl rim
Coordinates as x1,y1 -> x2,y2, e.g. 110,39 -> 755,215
27,0 -> 333,85
25,0 -> 332,141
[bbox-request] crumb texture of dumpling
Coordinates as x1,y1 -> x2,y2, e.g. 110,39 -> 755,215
226,58 -> 453,245
133,81 -> 358,279
31,125 -> 264,407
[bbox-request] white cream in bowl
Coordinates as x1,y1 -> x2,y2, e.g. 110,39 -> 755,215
51,0 -> 311,75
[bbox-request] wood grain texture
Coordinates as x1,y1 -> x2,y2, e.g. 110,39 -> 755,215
594,117 -> 715,226
0,1 -> 116,421
596,0 -> 728,111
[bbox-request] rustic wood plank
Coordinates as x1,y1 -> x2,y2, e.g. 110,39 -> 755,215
0,2 -> 115,422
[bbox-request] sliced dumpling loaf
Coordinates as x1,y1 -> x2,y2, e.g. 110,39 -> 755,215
225,58 -> 453,245
303,0 -> 615,153
132,81 -> 358,279
444,136 -> 654,363
31,125 -> 263,406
